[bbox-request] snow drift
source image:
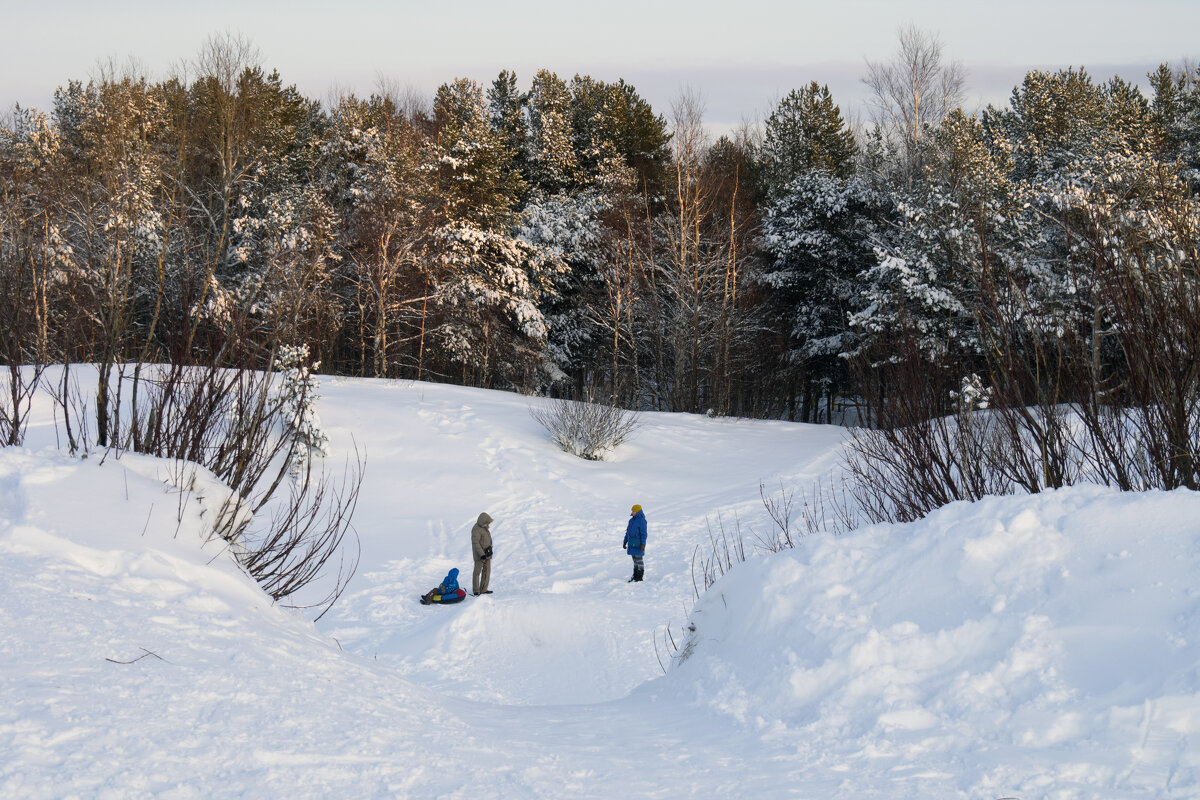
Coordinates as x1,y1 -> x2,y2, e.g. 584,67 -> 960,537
2,377 -> 1199,798
671,485 -> 1200,797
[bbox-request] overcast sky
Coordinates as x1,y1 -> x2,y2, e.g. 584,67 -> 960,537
2,0 -> 1197,127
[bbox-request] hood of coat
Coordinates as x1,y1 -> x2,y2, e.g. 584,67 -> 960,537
477,512 -> 493,527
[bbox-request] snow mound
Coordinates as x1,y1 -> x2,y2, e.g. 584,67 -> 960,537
669,484 -> 1200,797
0,448 -> 437,797
394,593 -> 651,705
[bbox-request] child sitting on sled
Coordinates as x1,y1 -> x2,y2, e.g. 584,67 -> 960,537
420,567 -> 468,605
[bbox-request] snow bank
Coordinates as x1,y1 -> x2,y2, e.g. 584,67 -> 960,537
669,484 -> 1200,797
5,376 -> 1200,798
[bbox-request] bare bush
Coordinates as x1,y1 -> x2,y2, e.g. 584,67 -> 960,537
117,363 -> 294,512
845,340 -> 1013,524
235,446 -> 363,619
690,512 -> 747,600
976,164 -> 1200,494
844,162 -> 1200,524
38,357 -> 363,617
757,481 -> 797,550
1077,229 -> 1200,490
530,392 -> 642,460
654,617 -> 698,674
47,363 -> 92,455
0,227 -> 47,446
0,365 -> 42,447
758,475 -> 863,551
117,360 -> 361,616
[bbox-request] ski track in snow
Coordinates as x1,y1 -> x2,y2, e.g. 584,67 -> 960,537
4,372 -> 1200,798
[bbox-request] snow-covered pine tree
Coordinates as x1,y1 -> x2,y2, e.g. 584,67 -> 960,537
761,171 -> 878,419
757,83 -> 867,419
516,188 -> 607,386
424,78 -> 562,388
487,70 -> 530,199
852,110 -> 1021,366
324,93 -> 430,378
526,70 -> 578,195
274,343 -> 328,477
569,76 -> 671,197
1150,61 -> 1200,191
430,220 -> 563,387
980,69 -> 1166,368
433,78 -> 525,230
759,82 -> 857,199
229,181 -> 342,352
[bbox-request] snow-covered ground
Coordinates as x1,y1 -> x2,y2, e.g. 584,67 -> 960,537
2,374 -> 1199,798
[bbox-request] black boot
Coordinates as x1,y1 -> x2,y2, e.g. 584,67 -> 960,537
633,566 -> 644,582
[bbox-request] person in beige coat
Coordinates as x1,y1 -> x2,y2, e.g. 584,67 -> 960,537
471,512 -> 494,596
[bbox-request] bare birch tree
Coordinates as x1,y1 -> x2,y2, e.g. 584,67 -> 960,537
863,25 -> 967,188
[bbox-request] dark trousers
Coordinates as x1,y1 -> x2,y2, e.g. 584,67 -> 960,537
630,555 -> 644,581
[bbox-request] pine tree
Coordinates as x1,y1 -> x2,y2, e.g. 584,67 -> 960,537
275,343 -> 329,477
527,70 -> 578,195
853,110 -> 1020,364
759,82 -> 856,199
427,78 -> 561,388
433,77 -> 524,230
516,188 -> 609,385
569,76 -> 671,196
761,171 -> 878,419
981,68 -> 1168,372
487,70 -> 530,200
756,83 -> 862,418
1150,61 -> 1200,190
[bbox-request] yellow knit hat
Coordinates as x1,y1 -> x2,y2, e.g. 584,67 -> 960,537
631,504 -> 642,514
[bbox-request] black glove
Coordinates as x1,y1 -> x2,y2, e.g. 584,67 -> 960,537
484,546 -> 493,558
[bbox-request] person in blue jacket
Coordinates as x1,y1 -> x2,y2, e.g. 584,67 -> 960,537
437,568 -> 460,594
623,504 -> 647,582
421,568 -> 466,604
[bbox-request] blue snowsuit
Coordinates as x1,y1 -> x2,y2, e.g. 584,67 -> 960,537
422,567 -> 465,605
623,510 -> 647,582
623,511 -> 647,556
438,568 -> 461,594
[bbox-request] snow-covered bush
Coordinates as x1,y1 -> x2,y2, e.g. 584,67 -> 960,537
530,393 -> 641,460
274,344 -> 329,476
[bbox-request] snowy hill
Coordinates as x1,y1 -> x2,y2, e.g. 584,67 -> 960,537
670,486 -> 1200,797
2,376 -> 1199,798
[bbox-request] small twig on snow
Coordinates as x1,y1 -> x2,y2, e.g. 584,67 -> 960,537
106,647 -> 169,665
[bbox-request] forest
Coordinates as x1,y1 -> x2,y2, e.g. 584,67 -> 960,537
1,29 -> 1199,489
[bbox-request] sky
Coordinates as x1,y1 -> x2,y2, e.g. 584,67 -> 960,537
2,0 -> 1198,128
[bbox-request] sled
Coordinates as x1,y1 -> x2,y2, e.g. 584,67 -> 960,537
420,588 -> 467,605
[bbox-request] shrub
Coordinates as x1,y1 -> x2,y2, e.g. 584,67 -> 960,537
530,392 -> 641,460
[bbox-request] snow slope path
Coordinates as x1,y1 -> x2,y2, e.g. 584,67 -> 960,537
1,379 -> 851,798
0,451 -> 762,798
312,378 -> 847,706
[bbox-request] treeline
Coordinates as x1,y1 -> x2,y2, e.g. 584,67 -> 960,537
2,31 -> 1200,430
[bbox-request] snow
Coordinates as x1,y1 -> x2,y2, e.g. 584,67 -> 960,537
670,485 -> 1200,797
3,374 -> 1200,798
